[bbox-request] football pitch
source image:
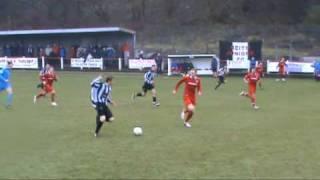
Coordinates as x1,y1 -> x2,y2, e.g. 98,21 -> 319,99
0,71 -> 320,179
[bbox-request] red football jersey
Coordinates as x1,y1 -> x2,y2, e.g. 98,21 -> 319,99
43,72 -> 57,86
244,72 -> 260,86
278,61 -> 286,72
175,75 -> 202,98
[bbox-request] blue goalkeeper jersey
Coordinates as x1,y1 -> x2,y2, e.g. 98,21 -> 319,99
0,67 -> 11,84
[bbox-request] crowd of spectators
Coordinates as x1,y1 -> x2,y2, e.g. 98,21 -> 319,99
0,43 -> 129,59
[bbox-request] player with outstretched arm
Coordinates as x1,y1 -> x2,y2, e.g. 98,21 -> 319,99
173,68 -> 202,128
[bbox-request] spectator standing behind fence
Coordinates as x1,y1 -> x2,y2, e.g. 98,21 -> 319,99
39,46 -> 45,57
26,44 -> 34,57
76,46 -> 86,58
96,44 -> 102,58
0,46 -> 3,57
121,42 -> 130,67
106,45 -> 116,58
45,45 -> 52,57
17,43 -> 24,56
52,44 -> 60,57
4,45 -> 11,57
155,53 -> 163,74
60,46 -> 66,58
139,50 -> 144,59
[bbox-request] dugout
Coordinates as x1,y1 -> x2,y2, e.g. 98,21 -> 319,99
0,27 -> 136,70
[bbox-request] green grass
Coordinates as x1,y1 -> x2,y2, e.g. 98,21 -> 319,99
0,71 -> 320,179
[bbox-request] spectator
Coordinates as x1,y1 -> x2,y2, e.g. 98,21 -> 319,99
0,46 -> 3,57
11,43 -> 17,56
39,46 -> 45,57
45,45 -> 52,57
59,45 -> 66,58
52,44 -> 60,57
106,45 -> 116,58
91,45 -> 99,58
76,46 -> 83,58
121,42 -> 130,67
139,50 -> 144,59
102,47 -> 108,58
17,43 -> 24,56
96,44 -> 102,58
26,44 -> 34,57
70,45 -> 78,58
155,53 -> 163,74
3,44 -> 11,57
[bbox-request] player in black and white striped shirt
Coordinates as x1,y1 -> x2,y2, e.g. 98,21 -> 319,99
91,75 -> 115,137
133,65 -> 160,107
214,66 -> 227,90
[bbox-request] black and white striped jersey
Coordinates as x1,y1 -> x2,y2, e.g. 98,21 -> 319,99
90,76 -> 112,106
144,70 -> 156,84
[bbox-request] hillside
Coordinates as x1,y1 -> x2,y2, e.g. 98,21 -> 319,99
0,0 -> 320,57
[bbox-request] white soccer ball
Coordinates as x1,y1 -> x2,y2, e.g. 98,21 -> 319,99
133,127 -> 143,136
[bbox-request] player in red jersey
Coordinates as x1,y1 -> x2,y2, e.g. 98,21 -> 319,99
277,57 -> 287,82
173,68 -> 202,128
240,68 -> 260,110
34,66 -> 58,106
255,61 -> 264,89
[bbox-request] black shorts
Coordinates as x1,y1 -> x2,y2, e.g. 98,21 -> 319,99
96,103 -> 113,121
142,82 -> 154,93
218,76 -> 225,83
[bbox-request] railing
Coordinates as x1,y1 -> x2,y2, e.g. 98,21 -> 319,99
0,56 -> 166,73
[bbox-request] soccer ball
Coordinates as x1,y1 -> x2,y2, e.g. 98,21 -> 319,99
133,127 -> 143,136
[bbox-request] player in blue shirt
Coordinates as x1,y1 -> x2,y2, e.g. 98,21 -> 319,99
312,60 -> 320,81
0,60 -> 14,107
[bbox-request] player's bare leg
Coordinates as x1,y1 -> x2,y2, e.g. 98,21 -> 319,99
5,87 -> 13,108
151,89 -> 160,107
181,107 -> 187,120
184,104 -> 195,128
250,94 -> 259,109
34,90 -> 46,104
240,91 -> 259,109
258,80 -> 263,89
50,91 -> 57,106
281,74 -> 286,82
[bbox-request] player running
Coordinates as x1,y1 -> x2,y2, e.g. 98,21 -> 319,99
0,60 -> 14,108
36,64 -> 51,88
33,66 -> 58,106
240,68 -> 260,110
214,66 -> 226,90
91,75 -> 115,137
255,61 -> 264,89
276,57 -> 288,82
133,65 -> 160,107
173,68 -> 202,128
